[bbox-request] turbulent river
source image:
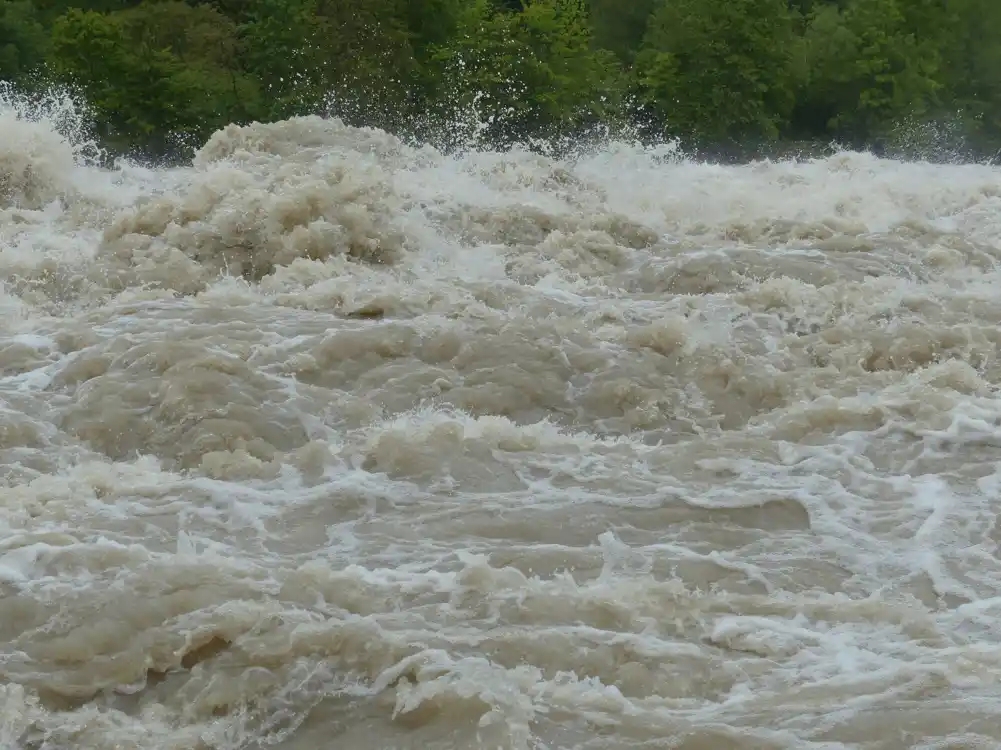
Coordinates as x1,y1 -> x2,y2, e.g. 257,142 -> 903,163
3,96 -> 1001,750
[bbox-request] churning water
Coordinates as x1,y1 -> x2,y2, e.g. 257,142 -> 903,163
3,93 -> 1001,750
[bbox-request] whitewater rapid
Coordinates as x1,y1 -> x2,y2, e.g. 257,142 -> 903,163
3,96 -> 1001,750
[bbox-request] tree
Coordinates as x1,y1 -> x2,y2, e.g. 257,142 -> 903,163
312,0 -> 418,132
937,0 -> 1001,150
22,0 -> 1001,161
0,0 -> 48,82
236,0 -> 420,129
430,0 -> 626,149
237,0 -> 328,121
791,0 -> 942,141
587,0 -> 655,63
48,4 -> 252,154
120,1 -> 260,127
634,0 -> 797,145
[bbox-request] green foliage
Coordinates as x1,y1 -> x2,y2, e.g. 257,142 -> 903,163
0,0 -> 996,158
634,0 -> 796,143
587,0 -> 655,63
0,0 -> 48,81
792,0 -> 942,139
120,1 -> 259,125
936,0 -> 1001,146
237,0 -> 326,120
408,0 -> 463,53
312,0 -> 418,131
431,0 -> 626,147
48,3 -> 254,152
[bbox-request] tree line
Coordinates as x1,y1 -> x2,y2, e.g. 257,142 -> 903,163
2,0 -> 1000,160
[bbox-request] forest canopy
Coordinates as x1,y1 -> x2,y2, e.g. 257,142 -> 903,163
1,0 -> 999,160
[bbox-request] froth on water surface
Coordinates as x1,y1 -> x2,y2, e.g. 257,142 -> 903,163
4,95 -> 1001,750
